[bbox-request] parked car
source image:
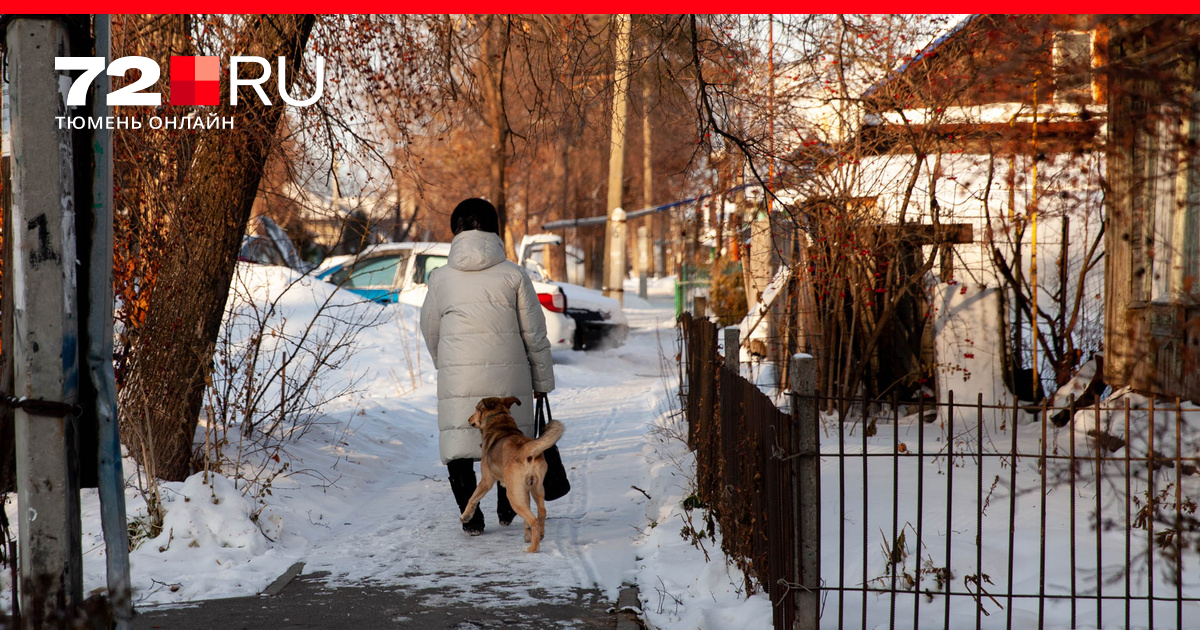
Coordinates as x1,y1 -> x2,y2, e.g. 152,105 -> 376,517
313,242 -> 576,351
516,234 -> 628,351
238,216 -> 308,272
517,233 -> 586,286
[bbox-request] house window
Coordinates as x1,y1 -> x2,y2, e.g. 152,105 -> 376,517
1147,94 -> 1200,303
1053,31 -> 1093,104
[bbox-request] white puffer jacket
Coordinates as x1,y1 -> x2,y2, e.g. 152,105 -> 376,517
419,230 -> 556,463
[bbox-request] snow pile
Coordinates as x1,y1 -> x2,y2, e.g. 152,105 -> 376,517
223,261 -> 433,407
153,474 -> 267,558
1073,386 -> 1200,460
1045,357 -> 1101,409
641,275 -> 679,295
3,262 -> 430,609
633,408 -> 772,629
127,473 -> 295,603
636,513 -> 772,629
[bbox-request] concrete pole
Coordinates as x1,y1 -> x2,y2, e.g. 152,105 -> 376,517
748,210 -> 778,391
602,14 -> 632,304
789,354 -> 820,630
637,225 -> 649,300
7,17 -> 85,622
608,208 -> 628,304
89,15 -> 133,627
748,210 -> 774,306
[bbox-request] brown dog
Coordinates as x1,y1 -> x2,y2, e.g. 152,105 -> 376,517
460,396 -> 565,552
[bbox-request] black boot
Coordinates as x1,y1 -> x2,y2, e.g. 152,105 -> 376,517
497,483 -> 516,526
447,459 -> 484,535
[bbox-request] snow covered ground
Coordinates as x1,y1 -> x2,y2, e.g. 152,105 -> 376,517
2,267 -> 775,629
5,263 -> 1195,630
819,410 -> 1200,630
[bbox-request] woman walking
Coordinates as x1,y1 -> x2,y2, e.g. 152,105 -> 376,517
419,198 -> 556,534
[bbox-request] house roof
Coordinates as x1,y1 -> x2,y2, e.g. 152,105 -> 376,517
860,15 -> 982,101
859,14 -> 1103,119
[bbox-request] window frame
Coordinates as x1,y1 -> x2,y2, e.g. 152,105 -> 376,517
1147,90 -> 1200,304
1052,30 -> 1094,104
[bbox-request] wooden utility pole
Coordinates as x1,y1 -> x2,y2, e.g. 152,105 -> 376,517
767,14 -> 775,210
641,49 -> 657,278
7,17 -> 85,623
603,14 -> 632,303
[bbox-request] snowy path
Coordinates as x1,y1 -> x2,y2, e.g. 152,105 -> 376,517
295,293 -> 678,608
4,270 -> 687,624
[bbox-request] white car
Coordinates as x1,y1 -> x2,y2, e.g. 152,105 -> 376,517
516,234 -> 628,350
314,242 -> 576,350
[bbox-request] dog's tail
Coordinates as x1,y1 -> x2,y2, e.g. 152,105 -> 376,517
527,420 -> 564,458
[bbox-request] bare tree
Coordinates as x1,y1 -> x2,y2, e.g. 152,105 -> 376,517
118,15 -> 317,481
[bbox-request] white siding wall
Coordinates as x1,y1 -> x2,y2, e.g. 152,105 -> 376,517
841,147 -> 1106,420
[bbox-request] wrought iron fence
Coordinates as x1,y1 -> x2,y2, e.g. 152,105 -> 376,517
680,312 -> 1200,630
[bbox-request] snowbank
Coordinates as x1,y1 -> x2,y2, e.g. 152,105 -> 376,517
633,406 -> 773,629
3,262 -> 431,609
127,473 -> 292,603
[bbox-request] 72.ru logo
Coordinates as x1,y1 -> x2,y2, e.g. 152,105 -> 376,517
55,55 -> 324,107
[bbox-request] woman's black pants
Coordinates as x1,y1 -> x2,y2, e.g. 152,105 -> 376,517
447,458 -> 516,529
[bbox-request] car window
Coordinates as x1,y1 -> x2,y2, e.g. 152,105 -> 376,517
340,255 -> 407,289
413,255 -> 448,285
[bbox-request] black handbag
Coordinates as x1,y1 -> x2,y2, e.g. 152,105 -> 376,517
536,396 -> 571,501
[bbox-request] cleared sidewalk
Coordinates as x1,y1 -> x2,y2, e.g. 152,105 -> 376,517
132,570 -> 615,629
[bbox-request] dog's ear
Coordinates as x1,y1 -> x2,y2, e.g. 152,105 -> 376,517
499,396 -> 521,409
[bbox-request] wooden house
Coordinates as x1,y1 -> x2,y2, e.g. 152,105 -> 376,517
846,14 -> 1110,414
1104,16 -> 1200,403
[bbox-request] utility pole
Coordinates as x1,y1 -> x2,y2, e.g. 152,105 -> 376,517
88,15 -> 133,627
603,14 -> 632,304
7,17 -> 85,623
641,44 -> 657,278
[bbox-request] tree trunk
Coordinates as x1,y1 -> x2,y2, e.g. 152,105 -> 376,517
545,130 -> 570,281
119,15 -> 315,482
482,16 -> 514,260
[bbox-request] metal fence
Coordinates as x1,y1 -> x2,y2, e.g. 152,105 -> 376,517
680,313 -> 1200,630
680,312 -> 816,630
674,264 -> 709,318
